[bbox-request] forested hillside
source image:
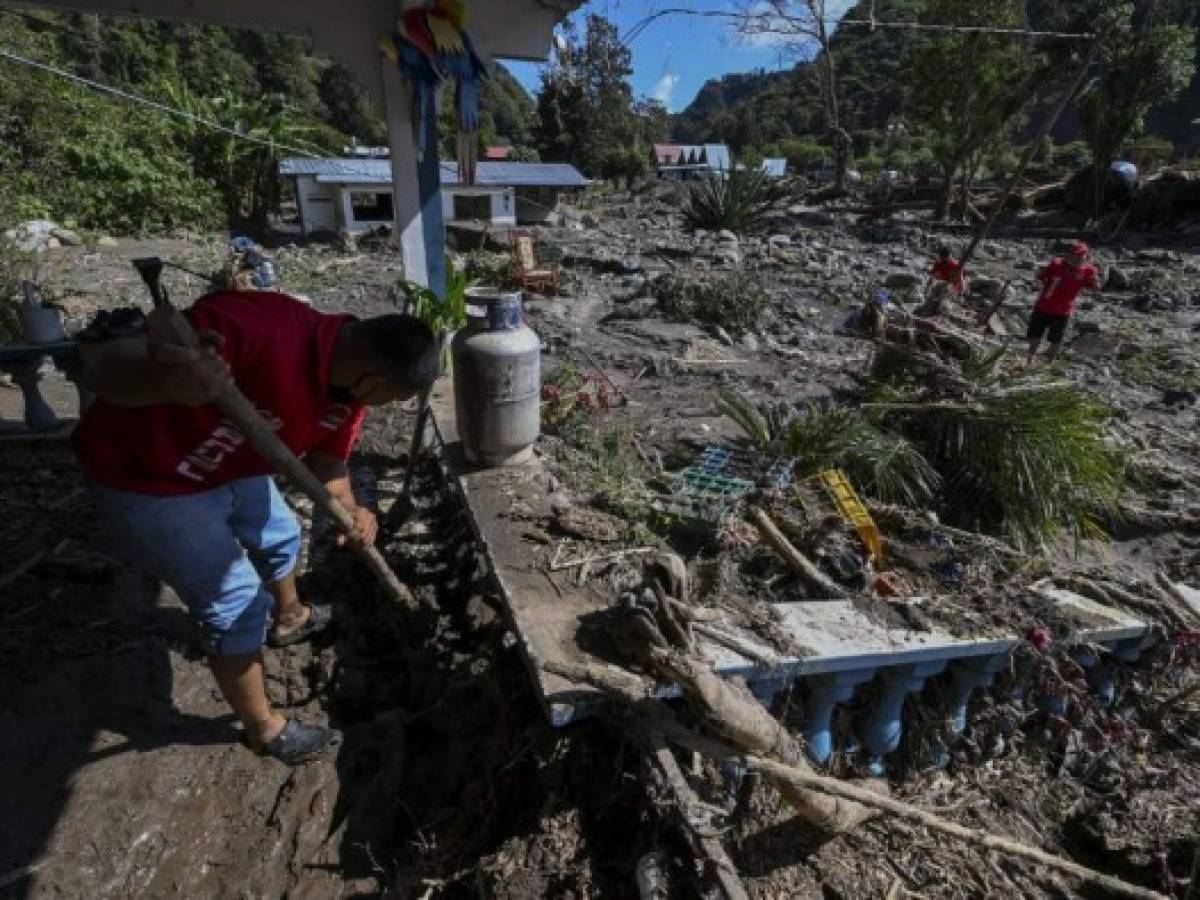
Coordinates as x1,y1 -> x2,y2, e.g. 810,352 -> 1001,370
674,0 -> 1200,167
0,9 -> 538,231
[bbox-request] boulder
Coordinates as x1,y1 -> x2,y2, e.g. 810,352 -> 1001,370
717,229 -> 739,244
883,272 -> 921,291
50,227 -> 82,247
95,235 -> 119,248
1106,266 -> 1131,290
795,209 -> 836,228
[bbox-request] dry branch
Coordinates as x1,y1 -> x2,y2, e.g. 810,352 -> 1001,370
639,726 -> 749,900
748,506 -> 848,599
546,659 -> 1168,899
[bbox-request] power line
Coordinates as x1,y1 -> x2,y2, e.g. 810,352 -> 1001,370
621,7 -> 1095,45
0,44 -> 322,158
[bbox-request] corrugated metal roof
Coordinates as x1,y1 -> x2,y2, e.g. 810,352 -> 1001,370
282,158 -> 587,188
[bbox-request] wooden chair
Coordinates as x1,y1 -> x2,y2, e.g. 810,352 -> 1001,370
511,232 -> 558,295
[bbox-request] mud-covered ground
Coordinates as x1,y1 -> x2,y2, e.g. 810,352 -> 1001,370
1,190 -> 1198,898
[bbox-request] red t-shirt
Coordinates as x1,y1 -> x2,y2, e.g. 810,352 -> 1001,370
931,258 -> 965,294
73,291 -> 367,496
1034,258 -> 1099,317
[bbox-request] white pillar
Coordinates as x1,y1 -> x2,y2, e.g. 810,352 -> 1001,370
382,58 -> 446,296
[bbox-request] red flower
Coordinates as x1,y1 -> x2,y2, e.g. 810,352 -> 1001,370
541,383 -> 561,402
1027,627 -> 1052,651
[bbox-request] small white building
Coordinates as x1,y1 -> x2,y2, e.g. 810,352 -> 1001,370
280,158 -> 588,236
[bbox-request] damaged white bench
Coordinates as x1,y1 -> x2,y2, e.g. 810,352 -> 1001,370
426,381 -> 1156,772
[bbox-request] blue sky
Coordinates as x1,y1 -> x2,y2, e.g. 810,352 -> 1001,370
504,1 -> 814,114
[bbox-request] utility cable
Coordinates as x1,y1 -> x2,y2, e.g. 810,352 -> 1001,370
621,8 -> 1095,45
0,44 -> 322,158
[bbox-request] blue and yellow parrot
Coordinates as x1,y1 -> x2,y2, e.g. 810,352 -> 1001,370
385,0 -> 488,183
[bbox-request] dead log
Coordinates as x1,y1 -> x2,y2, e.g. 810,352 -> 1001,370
639,726 -> 749,900
748,506 -> 848,600
1058,575 -> 1193,633
646,648 -> 877,835
548,661 -> 1166,900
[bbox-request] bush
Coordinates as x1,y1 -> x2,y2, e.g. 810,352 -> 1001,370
682,166 -> 781,233
655,273 -> 771,335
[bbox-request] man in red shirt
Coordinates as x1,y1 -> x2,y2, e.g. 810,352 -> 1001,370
929,245 -> 966,297
74,291 -> 438,764
1026,240 -> 1100,365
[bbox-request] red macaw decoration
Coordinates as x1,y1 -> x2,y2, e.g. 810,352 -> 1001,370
385,0 -> 488,183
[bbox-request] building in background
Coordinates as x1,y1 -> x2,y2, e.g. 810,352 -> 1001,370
281,158 -> 588,235
653,143 -> 733,180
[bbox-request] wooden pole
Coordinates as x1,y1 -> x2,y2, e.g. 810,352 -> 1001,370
958,40 -> 1102,270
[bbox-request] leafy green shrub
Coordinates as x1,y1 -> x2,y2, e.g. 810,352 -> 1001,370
682,166 -> 780,233
398,256 -> 473,370
462,251 -> 521,291
717,388 -> 940,507
655,273 -> 771,335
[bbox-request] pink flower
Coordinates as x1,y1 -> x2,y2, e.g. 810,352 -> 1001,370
1027,627 -> 1053,651
541,383 -> 561,402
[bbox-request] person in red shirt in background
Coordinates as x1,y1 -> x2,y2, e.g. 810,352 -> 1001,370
929,245 -> 966,298
75,291 -> 438,764
1026,240 -> 1100,366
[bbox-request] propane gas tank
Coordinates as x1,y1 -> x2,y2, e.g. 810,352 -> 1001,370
451,288 -> 541,466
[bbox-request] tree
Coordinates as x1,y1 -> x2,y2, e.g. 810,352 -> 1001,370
1070,2 -> 1195,217
737,0 -> 853,191
534,14 -> 645,176
901,0 -> 1040,219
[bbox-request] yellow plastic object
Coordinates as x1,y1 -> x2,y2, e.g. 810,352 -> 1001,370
817,469 -> 884,564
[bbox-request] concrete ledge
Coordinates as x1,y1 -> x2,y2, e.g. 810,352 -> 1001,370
428,381 -> 1152,728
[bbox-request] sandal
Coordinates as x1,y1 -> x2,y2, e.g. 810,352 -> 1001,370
258,719 -> 341,765
267,603 -> 334,648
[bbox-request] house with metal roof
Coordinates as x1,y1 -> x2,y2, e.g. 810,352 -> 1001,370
654,143 -> 734,181
280,157 -> 588,236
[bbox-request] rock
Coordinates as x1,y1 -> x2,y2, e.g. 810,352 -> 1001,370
1163,389 -> 1198,407
1014,259 -> 1036,270
95,235 -> 119,248
1106,266 -> 1131,290
1074,319 -> 1101,335
795,209 -> 836,228
713,246 -> 741,267
4,219 -> 58,252
740,333 -> 759,352
883,272 -> 921,290
767,234 -> 792,247
717,229 -> 739,244
582,213 -> 600,228
553,505 -> 626,543
50,227 -> 82,247
1071,332 -> 1123,358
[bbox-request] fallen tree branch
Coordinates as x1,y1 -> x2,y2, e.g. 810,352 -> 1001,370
639,726 -> 749,900
1148,679 -> 1200,729
550,547 -> 658,572
547,659 -> 1169,900
748,505 -> 848,599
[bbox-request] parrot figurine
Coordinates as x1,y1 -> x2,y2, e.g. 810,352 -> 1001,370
386,0 -> 488,183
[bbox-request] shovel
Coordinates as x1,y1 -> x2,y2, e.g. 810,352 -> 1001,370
131,257 -> 415,608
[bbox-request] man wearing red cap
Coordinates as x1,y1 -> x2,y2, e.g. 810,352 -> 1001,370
1026,240 -> 1099,365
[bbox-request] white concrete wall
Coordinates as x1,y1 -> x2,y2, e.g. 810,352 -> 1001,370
295,176 -> 339,235
443,187 -> 516,227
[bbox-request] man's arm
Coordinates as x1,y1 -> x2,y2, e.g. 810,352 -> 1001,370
305,450 -> 378,548
77,309 -> 231,408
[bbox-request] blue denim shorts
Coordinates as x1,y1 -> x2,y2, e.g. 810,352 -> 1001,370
91,476 -> 301,656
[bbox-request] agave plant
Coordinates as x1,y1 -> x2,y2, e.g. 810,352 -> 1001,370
682,166 -> 780,234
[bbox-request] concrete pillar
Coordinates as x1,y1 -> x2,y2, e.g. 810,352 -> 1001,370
382,58 -> 446,297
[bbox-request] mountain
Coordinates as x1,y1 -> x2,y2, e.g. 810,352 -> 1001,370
674,0 -> 1200,161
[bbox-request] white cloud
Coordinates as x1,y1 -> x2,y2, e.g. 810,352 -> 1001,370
652,72 -> 680,107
